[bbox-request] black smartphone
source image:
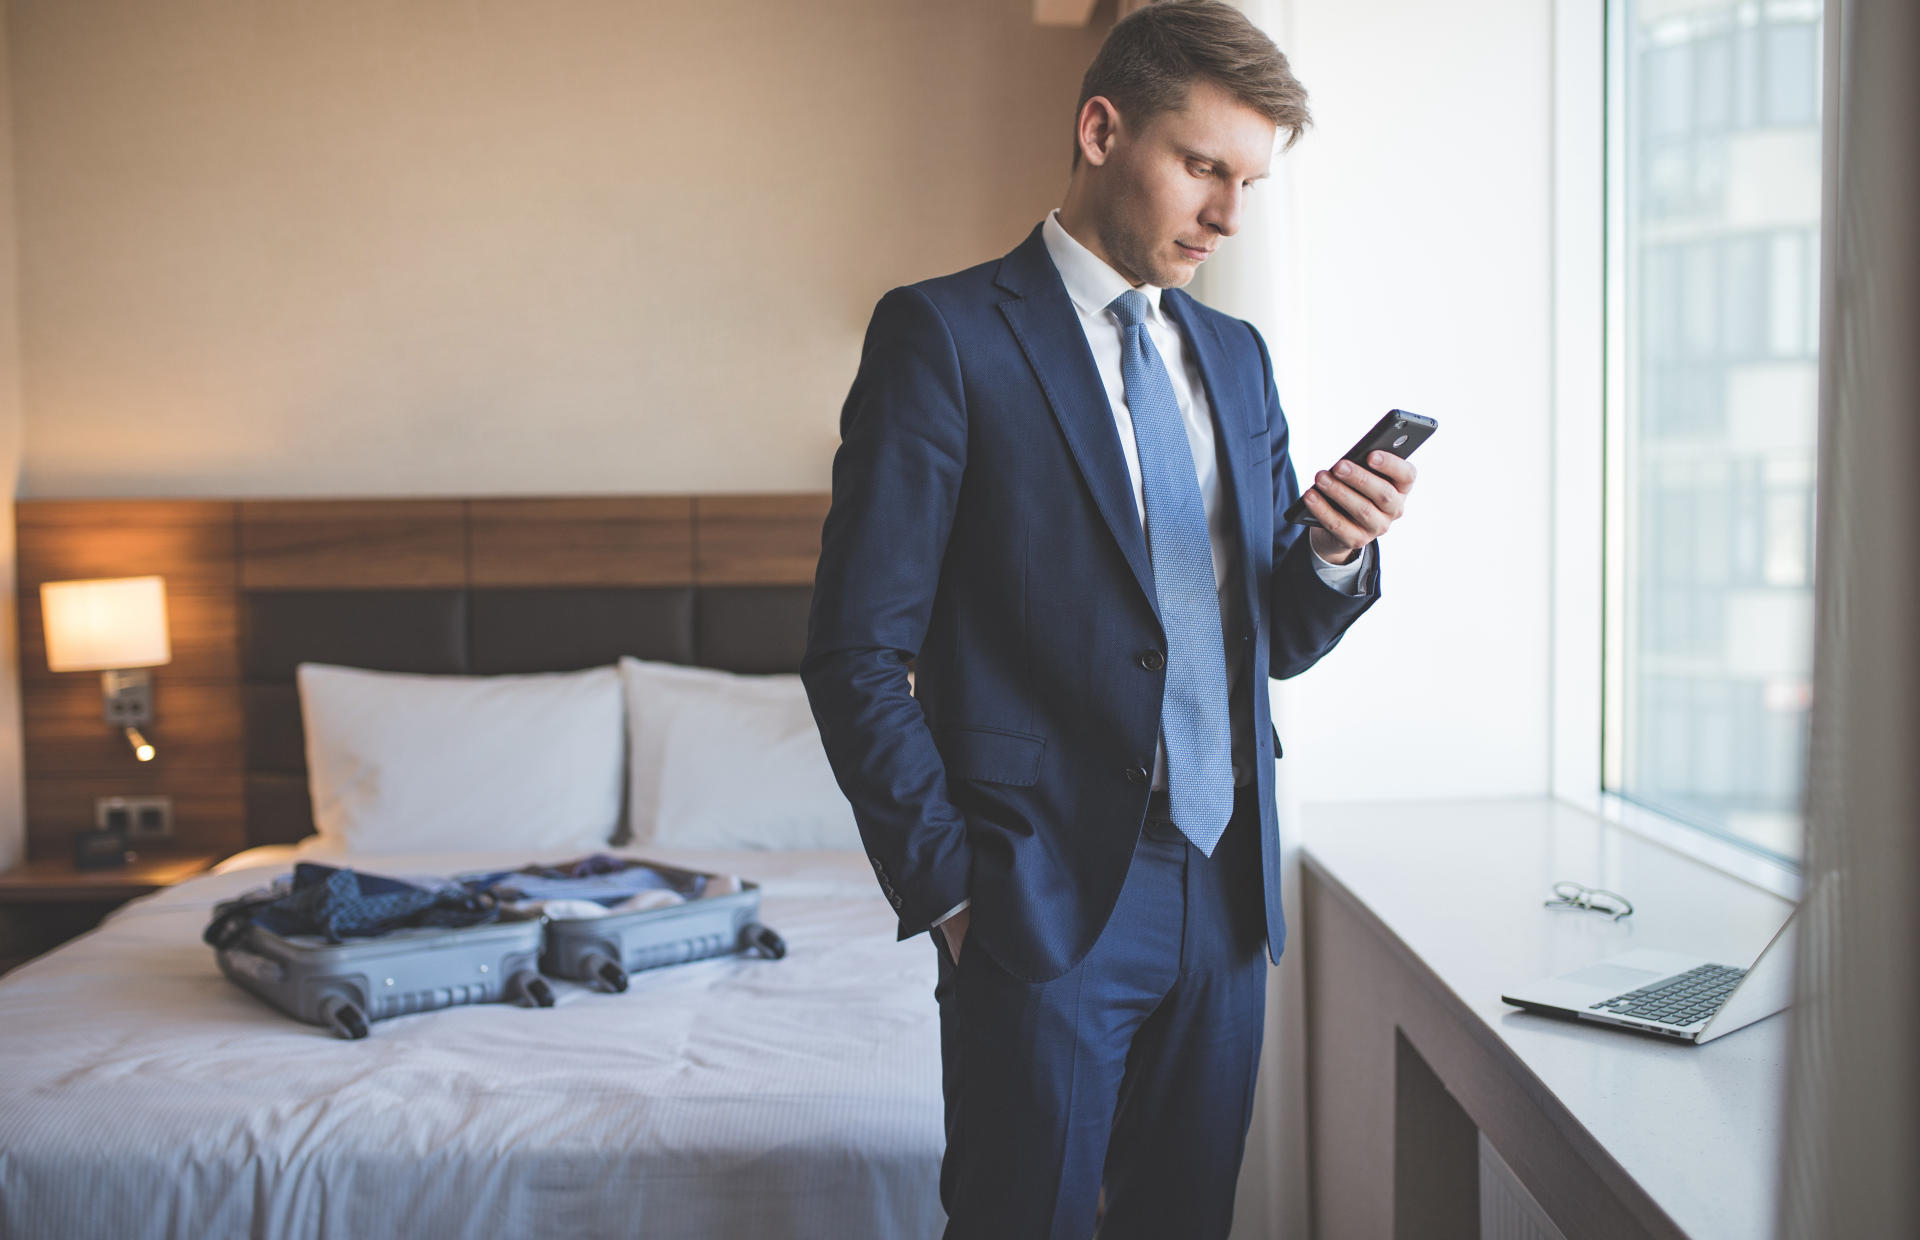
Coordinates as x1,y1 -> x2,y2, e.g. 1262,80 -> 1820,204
1283,408 -> 1437,527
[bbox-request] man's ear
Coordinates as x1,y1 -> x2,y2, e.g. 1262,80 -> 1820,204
1076,96 -> 1123,167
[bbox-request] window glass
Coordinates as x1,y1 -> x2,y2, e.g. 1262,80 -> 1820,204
1606,0 -> 1822,863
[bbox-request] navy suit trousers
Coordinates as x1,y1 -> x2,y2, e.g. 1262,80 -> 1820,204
932,779 -> 1268,1239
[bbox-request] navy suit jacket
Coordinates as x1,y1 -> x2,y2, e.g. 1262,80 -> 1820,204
802,222 -> 1380,983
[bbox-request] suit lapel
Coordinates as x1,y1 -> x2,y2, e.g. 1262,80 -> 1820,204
994,226 -> 1157,610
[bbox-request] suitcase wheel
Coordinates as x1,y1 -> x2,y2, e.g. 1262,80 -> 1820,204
512,971 -> 557,1008
321,997 -> 370,1040
743,922 -> 786,960
586,953 -> 630,994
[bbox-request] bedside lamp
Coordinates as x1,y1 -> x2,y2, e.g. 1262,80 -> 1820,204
41,575 -> 172,762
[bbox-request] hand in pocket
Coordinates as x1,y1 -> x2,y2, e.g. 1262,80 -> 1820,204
939,906 -> 971,966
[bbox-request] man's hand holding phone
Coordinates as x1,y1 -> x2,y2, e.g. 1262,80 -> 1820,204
1288,408 -> 1433,561
1302,450 -> 1418,564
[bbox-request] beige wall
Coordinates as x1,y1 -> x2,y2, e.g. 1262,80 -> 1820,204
0,3 -> 25,870
8,0 -> 1107,498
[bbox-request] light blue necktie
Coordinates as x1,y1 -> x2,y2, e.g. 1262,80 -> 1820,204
1109,289 -> 1234,856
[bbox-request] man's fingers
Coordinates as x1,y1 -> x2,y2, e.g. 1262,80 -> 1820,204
1333,460 -> 1406,519
1312,472 -> 1392,539
1366,451 -> 1418,492
1303,486 -> 1372,549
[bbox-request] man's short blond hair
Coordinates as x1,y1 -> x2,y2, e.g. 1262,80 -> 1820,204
1072,0 -> 1312,168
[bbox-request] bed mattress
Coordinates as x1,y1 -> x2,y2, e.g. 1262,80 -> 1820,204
0,844 -> 946,1240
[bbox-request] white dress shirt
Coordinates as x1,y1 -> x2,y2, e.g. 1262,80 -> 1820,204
933,211 -> 1372,930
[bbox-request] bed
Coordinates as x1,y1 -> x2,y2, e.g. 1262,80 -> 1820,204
0,841 -> 946,1239
2,494 -> 952,1238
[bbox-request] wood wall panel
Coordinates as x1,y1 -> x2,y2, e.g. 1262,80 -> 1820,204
14,500 -> 237,593
239,499 -> 467,589
468,496 -> 694,586
22,680 -> 245,774
17,499 -> 244,862
694,493 -> 829,585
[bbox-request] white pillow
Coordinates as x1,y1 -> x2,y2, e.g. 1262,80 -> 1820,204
618,656 -> 860,850
296,662 -> 625,854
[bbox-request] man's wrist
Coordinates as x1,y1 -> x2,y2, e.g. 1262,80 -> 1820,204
1308,527 -> 1360,565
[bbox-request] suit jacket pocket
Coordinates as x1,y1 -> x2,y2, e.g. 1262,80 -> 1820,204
937,725 -> 1046,787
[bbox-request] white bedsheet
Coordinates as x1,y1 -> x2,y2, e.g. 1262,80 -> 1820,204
0,845 -> 946,1240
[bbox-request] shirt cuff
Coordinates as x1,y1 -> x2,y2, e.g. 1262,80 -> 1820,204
931,898 -> 971,929
1310,538 -> 1372,595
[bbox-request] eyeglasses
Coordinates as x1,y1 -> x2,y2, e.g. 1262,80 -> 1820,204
1545,880 -> 1633,921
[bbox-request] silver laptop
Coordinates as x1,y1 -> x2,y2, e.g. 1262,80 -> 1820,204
1500,904 -> 1799,1044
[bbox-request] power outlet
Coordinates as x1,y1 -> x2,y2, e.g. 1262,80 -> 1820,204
96,795 -> 173,840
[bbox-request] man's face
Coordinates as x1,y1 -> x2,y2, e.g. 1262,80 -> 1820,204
1085,78 -> 1276,289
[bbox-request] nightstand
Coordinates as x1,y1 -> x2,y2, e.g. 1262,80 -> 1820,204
0,852 -> 219,977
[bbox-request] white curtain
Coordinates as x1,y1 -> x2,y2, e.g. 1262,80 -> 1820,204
1776,0 -> 1920,1234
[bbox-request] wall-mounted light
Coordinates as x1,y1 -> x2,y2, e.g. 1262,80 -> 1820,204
41,575 -> 173,762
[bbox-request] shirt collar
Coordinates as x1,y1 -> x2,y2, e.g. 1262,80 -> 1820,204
1041,208 -> 1165,322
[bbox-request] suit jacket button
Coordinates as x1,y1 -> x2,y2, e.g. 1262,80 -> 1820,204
1125,765 -> 1148,785
1138,650 -> 1166,671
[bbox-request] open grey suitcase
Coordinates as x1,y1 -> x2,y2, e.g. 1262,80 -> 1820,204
214,917 -> 555,1040
537,861 -> 786,994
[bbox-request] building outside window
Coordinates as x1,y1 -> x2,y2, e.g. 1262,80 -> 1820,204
1605,0 -> 1823,863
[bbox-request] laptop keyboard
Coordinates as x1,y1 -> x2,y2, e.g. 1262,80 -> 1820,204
1589,962 -> 1746,1027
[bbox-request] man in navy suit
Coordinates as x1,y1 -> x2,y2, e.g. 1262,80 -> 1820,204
802,2 -> 1417,1235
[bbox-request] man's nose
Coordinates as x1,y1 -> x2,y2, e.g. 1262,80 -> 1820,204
1202,185 -> 1245,238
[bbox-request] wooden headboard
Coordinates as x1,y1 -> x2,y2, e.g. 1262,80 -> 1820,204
14,494 -> 830,860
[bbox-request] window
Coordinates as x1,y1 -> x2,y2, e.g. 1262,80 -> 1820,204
1603,0 -> 1823,864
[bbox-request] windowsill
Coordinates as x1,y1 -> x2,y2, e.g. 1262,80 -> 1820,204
1575,792 -> 1804,903
1300,796 -> 1794,1240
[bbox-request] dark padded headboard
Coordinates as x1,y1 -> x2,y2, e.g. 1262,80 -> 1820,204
239,583 -> 814,847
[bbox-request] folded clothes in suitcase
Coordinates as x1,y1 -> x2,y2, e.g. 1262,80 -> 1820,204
458,855 -> 786,994
205,863 -> 554,1039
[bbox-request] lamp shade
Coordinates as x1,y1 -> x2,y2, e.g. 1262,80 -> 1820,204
41,576 -> 173,672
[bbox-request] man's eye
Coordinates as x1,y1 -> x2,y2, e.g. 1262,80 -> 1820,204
1190,163 -> 1211,177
